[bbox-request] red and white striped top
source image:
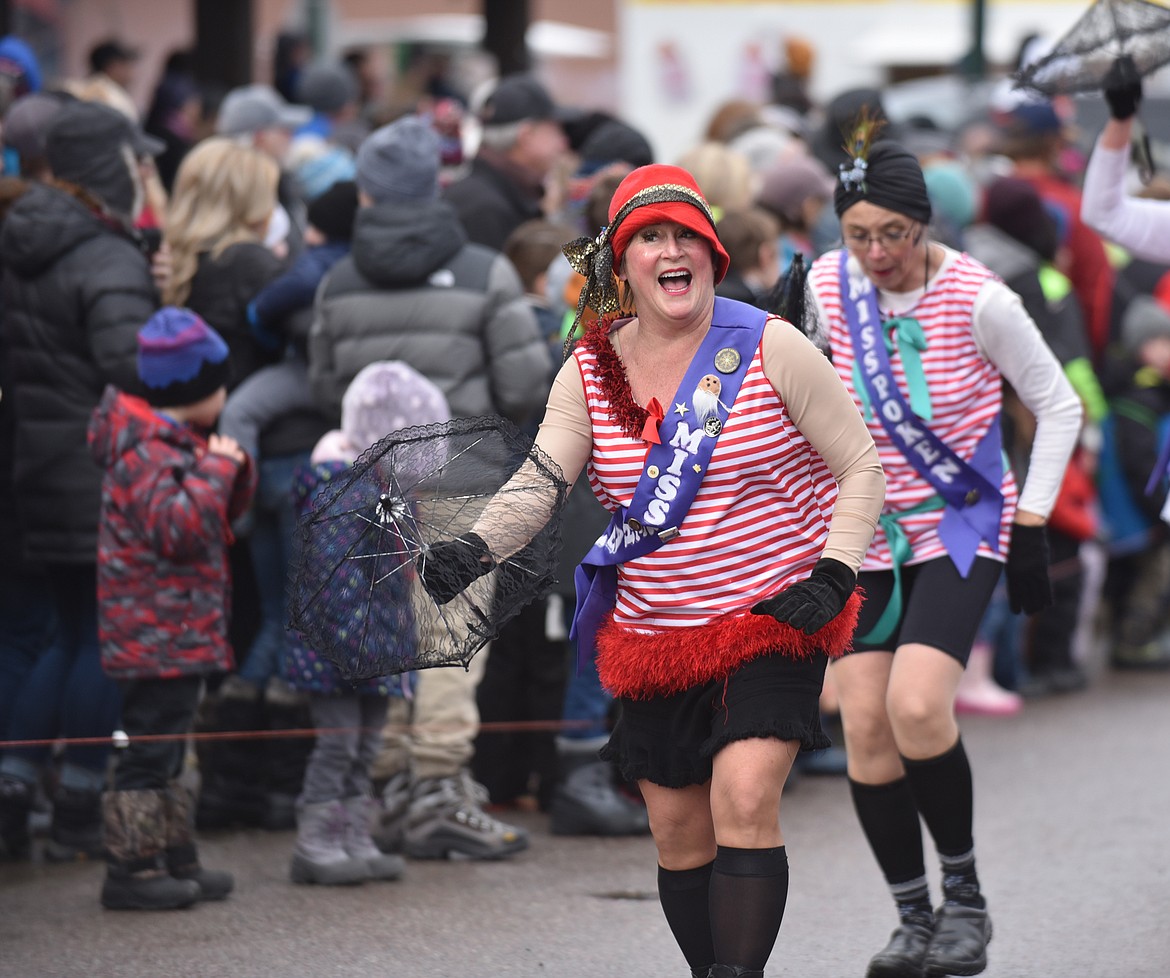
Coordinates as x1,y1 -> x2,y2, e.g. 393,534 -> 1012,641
574,339 -> 839,631
810,249 -> 1018,572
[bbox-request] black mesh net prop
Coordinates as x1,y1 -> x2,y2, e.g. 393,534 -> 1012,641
764,252 -> 829,353
288,416 -> 568,680
1014,0 -> 1170,96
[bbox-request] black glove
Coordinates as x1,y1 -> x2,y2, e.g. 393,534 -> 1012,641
419,532 -> 494,605
751,557 -> 856,635
1103,55 -> 1142,121
1005,522 -> 1052,615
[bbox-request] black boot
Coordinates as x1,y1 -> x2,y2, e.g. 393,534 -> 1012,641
45,784 -> 104,862
0,775 -> 32,861
162,782 -> 233,901
866,915 -> 934,978
101,789 -> 200,910
709,966 -> 764,977
924,901 -> 992,977
549,749 -> 649,836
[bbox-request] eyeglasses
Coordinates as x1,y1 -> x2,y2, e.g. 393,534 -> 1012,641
844,225 -> 919,251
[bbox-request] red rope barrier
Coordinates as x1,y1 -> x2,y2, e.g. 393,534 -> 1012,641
0,718 -> 599,751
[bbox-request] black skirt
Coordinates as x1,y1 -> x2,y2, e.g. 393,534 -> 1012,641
600,650 -> 829,789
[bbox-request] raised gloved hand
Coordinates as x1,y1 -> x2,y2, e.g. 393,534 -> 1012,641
751,557 -> 856,635
1103,55 -> 1142,121
1005,522 -> 1052,615
419,532 -> 494,605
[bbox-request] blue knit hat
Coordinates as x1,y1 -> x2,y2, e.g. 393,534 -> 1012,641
137,307 -> 231,407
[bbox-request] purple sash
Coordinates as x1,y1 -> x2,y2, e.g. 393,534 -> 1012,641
839,252 -> 1003,576
569,298 -> 768,670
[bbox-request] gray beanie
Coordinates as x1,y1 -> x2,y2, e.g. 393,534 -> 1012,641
1122,295 -> 1170,354
296,62 -> 358,114
355,115 -> 439,205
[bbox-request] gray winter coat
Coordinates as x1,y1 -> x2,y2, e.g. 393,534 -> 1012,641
0,182 -> 158,564
308,197 -> 550,424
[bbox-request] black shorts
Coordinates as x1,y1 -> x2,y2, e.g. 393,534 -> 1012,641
851,555 -> 1003,664
599,651 -> 829,789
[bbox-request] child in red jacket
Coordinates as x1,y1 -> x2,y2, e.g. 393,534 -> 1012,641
88,307 -> 256,911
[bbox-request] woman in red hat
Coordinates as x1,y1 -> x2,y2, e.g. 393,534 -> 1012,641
423,163 -> 885,978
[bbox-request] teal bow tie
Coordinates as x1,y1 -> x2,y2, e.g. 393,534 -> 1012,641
853,316 -> 932,422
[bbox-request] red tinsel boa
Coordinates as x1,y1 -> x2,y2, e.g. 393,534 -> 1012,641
596,590 -> 863,699
581,315 -> 648,441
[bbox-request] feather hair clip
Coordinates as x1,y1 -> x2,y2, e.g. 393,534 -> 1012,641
838,110 -> 886,193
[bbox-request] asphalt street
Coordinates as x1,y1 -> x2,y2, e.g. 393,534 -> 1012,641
2,665 -> 1168,978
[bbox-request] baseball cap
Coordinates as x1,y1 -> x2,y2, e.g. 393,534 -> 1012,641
478,74 -> 571,126
48,98 -> 162,161
46,99 -> 162,216
216,84 -> 311,137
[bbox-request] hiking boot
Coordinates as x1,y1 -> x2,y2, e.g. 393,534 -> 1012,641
0,776 -> 32,861
404,771 -> 529,860
342,795 -> 405,881
549,758 -> 649,836
290,800 -> 370,886
371,771 -> 411,854
45,785 -> 104,862
866,916 -> 934,978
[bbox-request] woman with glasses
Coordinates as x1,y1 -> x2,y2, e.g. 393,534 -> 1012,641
807,137 -> 1082,978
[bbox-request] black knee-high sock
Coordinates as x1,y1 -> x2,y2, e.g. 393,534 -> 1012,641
849,777 -> 932,922
902,738 -> 983,907
708,845 -> 789,971
658,861 -> 715,973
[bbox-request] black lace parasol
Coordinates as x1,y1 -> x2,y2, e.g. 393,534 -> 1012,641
288,417 -> 568,680
1014,0 -> 1170,96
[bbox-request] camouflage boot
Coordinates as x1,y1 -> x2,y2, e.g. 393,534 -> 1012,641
100,789 -> 200,911
162,781 -> 233,901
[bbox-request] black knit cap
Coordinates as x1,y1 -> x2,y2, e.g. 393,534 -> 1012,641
307,179 -> 358,242
833,140 -> 932,225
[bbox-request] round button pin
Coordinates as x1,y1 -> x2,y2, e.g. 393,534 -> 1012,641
714,348 -> 740,373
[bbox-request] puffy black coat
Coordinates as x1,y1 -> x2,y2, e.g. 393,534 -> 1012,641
0,182 -> 158,564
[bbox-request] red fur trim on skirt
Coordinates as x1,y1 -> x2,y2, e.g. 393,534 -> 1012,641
596,590 -> 863,699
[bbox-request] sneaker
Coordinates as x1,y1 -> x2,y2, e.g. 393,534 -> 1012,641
1111,640 -> 1170,670
371,771 -> 413,854
403,771 -> 529,860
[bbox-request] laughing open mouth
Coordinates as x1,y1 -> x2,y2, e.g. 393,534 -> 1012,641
659,270 -> 692,292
